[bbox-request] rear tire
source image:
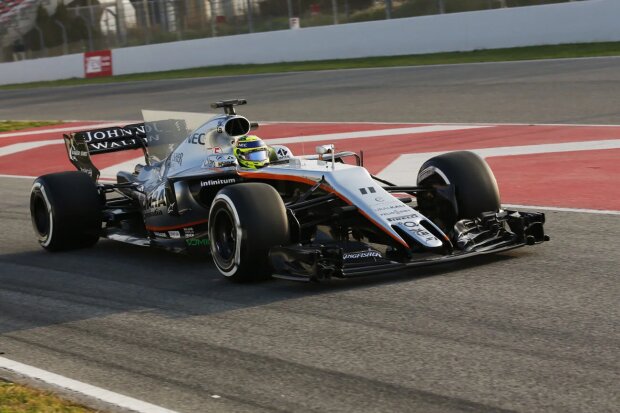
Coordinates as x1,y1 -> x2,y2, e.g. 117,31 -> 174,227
417,151 -> 500,225
30,171 -> 102,251
208,183 -> 289,282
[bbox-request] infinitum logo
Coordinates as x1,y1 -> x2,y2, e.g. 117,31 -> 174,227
201,178 -> 237,187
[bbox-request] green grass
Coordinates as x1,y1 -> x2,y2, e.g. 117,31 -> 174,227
0,380 -> 97,413
2,41 -> 620,90
0,121 -> 62,132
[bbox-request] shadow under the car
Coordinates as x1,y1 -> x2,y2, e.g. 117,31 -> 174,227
0,238 -> 519,335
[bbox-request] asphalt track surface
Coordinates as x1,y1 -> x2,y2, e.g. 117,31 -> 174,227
1,58 -> 619,412
1,57 -> 620,124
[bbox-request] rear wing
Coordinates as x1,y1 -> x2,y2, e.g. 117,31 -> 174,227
63,120 -> 188,181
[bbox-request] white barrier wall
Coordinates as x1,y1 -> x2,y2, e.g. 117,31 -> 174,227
112,0 -> 620,75
1,0 -> 620,85
0,53 -> 83,85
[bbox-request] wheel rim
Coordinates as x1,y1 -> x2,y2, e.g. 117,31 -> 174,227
32,193 -> 50,237
211,207 -> 237,270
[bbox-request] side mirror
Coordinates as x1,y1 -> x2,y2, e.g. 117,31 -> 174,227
316,144 -> 336,169
315,144 -> 334,155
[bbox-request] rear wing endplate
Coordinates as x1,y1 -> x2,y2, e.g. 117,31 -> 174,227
63,120 -> 188,181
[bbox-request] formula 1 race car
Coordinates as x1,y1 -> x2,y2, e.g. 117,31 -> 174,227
30,99 -> 548,281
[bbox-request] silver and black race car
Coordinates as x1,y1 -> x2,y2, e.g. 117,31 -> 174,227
30,99 -> 548,282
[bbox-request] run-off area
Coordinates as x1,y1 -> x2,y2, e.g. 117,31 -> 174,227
1,121 -> 618,211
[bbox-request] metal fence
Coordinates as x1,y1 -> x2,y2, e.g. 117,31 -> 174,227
1,0 -> 580,63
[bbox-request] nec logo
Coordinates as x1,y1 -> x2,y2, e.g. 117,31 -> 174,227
187,133 -> 206,145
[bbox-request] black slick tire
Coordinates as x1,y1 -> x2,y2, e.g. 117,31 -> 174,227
417,151 -> 501,221
208,183 -> 289,282
30,171 -> 102,251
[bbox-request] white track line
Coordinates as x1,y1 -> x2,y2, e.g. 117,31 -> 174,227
0,174 -> 36,179
379,139 -> 620,184
267,120 -> 620,128
0,122 -> 121,139
97,124 -> 491,177
0,356 -> 181,413
503,204 -> 620,215
1,124 -> 489,158
266,124 -> 491,144
0,140 -> 60,157
2,123 -> 619,215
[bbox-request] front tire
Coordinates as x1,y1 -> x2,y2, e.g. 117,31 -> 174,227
30,171 -> 102,251
208,183 -> 289,282
417,151 -> 500,228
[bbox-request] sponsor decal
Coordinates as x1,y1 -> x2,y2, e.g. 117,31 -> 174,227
375,203 -> 413,217
372,199 -> 415,217
201,177 -> 237,187
387,214 -> 418,222
82,125 -> 145,141
359,186 -> 377,195
171,153 -> 183,166
379,209 -> 411,218
203,154 -> 237,168
277,148 -> 289,158
417,166 -> 450,185
187,133 -> 206,145
145,186 -> 167,209
153,231 -> 168,238
80,167 -> 93,177
143,122 -> 167,133
207,147 -> 222,153
169,230 -> 181,239
84,50 -> 112,78
374,197 -> 385,203
375,203 -> 408,212
184,227 -> 195,238
68,140 -> 89,161
343,250 -> 382,260
80,122 -> 177,149
417,167 -> 434,183
86,136 -> 159,153
401,221 -> 436,242
143,209 -> 163,218
167,202 -> 176,215
69,139 -> 90,158
186,238 -> 210,247
89,139 -> 136,151
216,121 -> 225,134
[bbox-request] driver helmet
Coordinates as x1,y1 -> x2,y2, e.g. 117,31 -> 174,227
234,135 -> 270,169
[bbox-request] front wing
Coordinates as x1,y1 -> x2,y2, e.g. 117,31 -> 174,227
269,209 -> 547,281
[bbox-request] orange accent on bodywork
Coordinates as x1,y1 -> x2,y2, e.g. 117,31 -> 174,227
146,218 -> 209,232
239,171 -> 410,248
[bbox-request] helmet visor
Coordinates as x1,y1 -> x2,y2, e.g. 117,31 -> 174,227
237,139 -> 265,149
243,150 -> 269,162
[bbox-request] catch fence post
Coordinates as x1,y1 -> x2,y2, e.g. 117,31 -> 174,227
77,14 -> 94,51
246,0 -> 254,33
54,19 -> 69,55
287,0 -> 293,21
32,24 -> 47,56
